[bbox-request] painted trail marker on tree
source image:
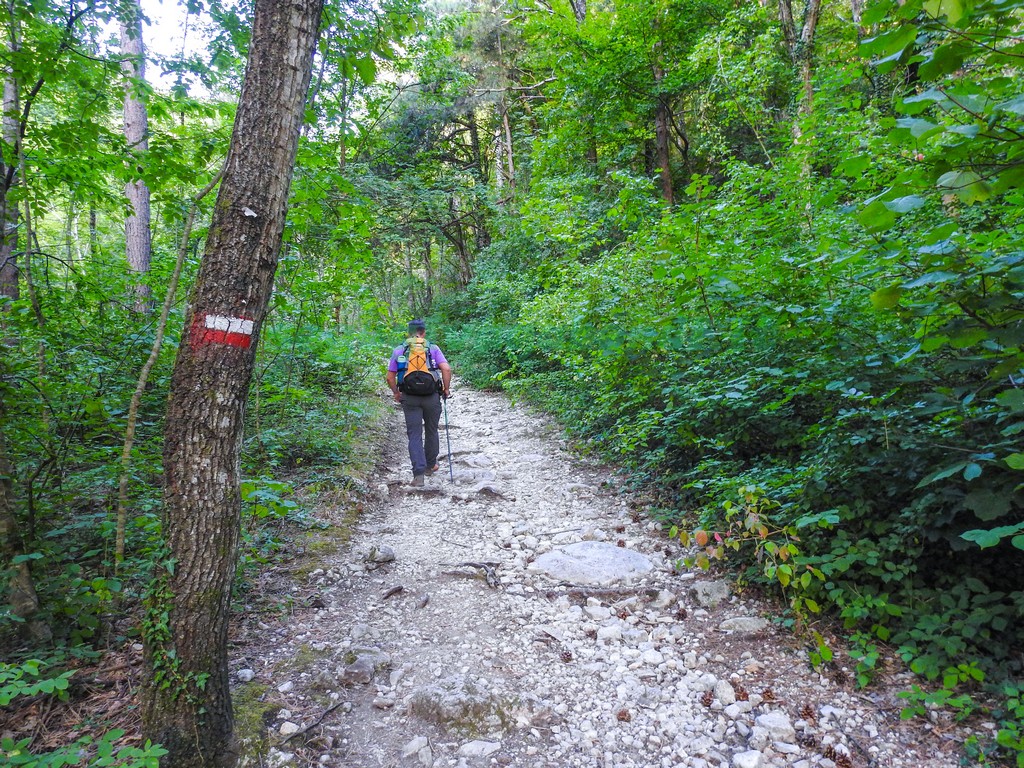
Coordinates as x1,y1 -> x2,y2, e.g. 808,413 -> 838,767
190,313 -> 255,349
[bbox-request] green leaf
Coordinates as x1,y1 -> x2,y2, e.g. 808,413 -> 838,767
996,389 -> 1024,413
354,56 -> 378,85
1004,453 -> 1024,469
870,285 -> 903,309
895,118 -> 940,138
903,271 -> 958,288
923,0 -> 965,23
961,523 -> 1024,548
883,195 -> 927,213
962,462 -> 982,481
859,200 -> 897,232
836,154 -> 872,177
916,461 -> 967,487
995,95 -> 1024,116
936,170 -> 991,204
861,24 -> 918,58
918,44 -> 967,80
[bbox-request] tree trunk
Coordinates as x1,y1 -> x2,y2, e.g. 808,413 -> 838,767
798,0 -> 822,117
1,30 -> 19,302
143,2 -> 323,766
0,423 -> 50,643
403,243 -> 416,315
778,0 -> 797,55
500,99 -> 515,192
121,0 -> 153,312
569,0 -> 586,24
337,75 -> 348,173
422,239 -> 433,314
653,63 -> 673,205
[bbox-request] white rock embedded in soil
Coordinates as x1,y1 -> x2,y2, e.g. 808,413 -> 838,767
754,711 -> 796,743
719,616 -> 768,634
732,750 -> 764,768
528,541 -> 655,585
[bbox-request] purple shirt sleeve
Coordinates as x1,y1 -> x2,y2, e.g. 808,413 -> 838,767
430,345 -> 448,367
387,346 -> 402,373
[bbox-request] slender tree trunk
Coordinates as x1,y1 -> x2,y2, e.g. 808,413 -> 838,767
585,119 -> 598,170
569,0 -> 586,24
142,2 -> 323,765
403,243 -> 416,315
1,23 -> 19,302
337,75 -> 348,173
501,100 -> 515,192
121,0 -> 153,312
468,112 -> 483,180
422,239 -> 433,314
653,63 -> 673,205
116,171 -> 222,566
778,0 -> 797,54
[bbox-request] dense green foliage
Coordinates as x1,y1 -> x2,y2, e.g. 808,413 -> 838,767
414,0 -> 1023,757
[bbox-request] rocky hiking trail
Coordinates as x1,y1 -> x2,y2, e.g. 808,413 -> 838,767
233,384 -> 975,768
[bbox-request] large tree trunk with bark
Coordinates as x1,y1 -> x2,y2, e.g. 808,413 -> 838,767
121,0 -> 153,312
142,2 -> 323,766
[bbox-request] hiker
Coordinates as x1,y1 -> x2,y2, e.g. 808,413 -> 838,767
386,319 -> 452,486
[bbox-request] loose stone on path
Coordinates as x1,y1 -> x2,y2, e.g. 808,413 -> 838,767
528,541 -> 655,585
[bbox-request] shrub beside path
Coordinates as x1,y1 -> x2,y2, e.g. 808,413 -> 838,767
233,383 -> 975,768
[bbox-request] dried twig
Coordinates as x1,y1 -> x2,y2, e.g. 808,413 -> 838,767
281,701 -> 345,744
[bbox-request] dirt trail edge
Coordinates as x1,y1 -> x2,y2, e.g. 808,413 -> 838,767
233,384 -> 970,768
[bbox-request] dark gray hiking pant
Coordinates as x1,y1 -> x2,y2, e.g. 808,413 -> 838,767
401,392 -> 442,476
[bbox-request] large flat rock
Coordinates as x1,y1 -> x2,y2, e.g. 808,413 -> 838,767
528,541 -> 655,586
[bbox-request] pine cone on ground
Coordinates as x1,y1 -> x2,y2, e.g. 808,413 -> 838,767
734,684 -> 749,701
798,732 -> 817,748
560,650 -> 573,663
616,709 -> 631,722
700,690 -> 714,707
761,687 -> 776,702
800,703 -> 817,724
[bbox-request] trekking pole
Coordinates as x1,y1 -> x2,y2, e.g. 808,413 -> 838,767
443,394 -> 454,483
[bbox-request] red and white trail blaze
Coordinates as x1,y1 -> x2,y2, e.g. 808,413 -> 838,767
190,313 -> 255,349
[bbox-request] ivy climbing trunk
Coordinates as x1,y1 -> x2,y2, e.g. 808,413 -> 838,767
121,0 -> 153,312
142,1 -> 323,766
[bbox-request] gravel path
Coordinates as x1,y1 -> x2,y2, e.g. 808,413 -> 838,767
233,384 -> 972,768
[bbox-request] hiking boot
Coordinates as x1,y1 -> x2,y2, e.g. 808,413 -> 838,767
410,474 -> 425,487
425,463 -> 440,476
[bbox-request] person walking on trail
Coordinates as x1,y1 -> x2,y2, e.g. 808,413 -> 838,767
386,319 -> 452,486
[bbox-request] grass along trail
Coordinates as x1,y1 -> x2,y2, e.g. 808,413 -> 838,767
232,382 -> 972,768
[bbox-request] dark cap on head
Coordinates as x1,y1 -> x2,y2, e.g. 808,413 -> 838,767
408,318 -> 426,332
